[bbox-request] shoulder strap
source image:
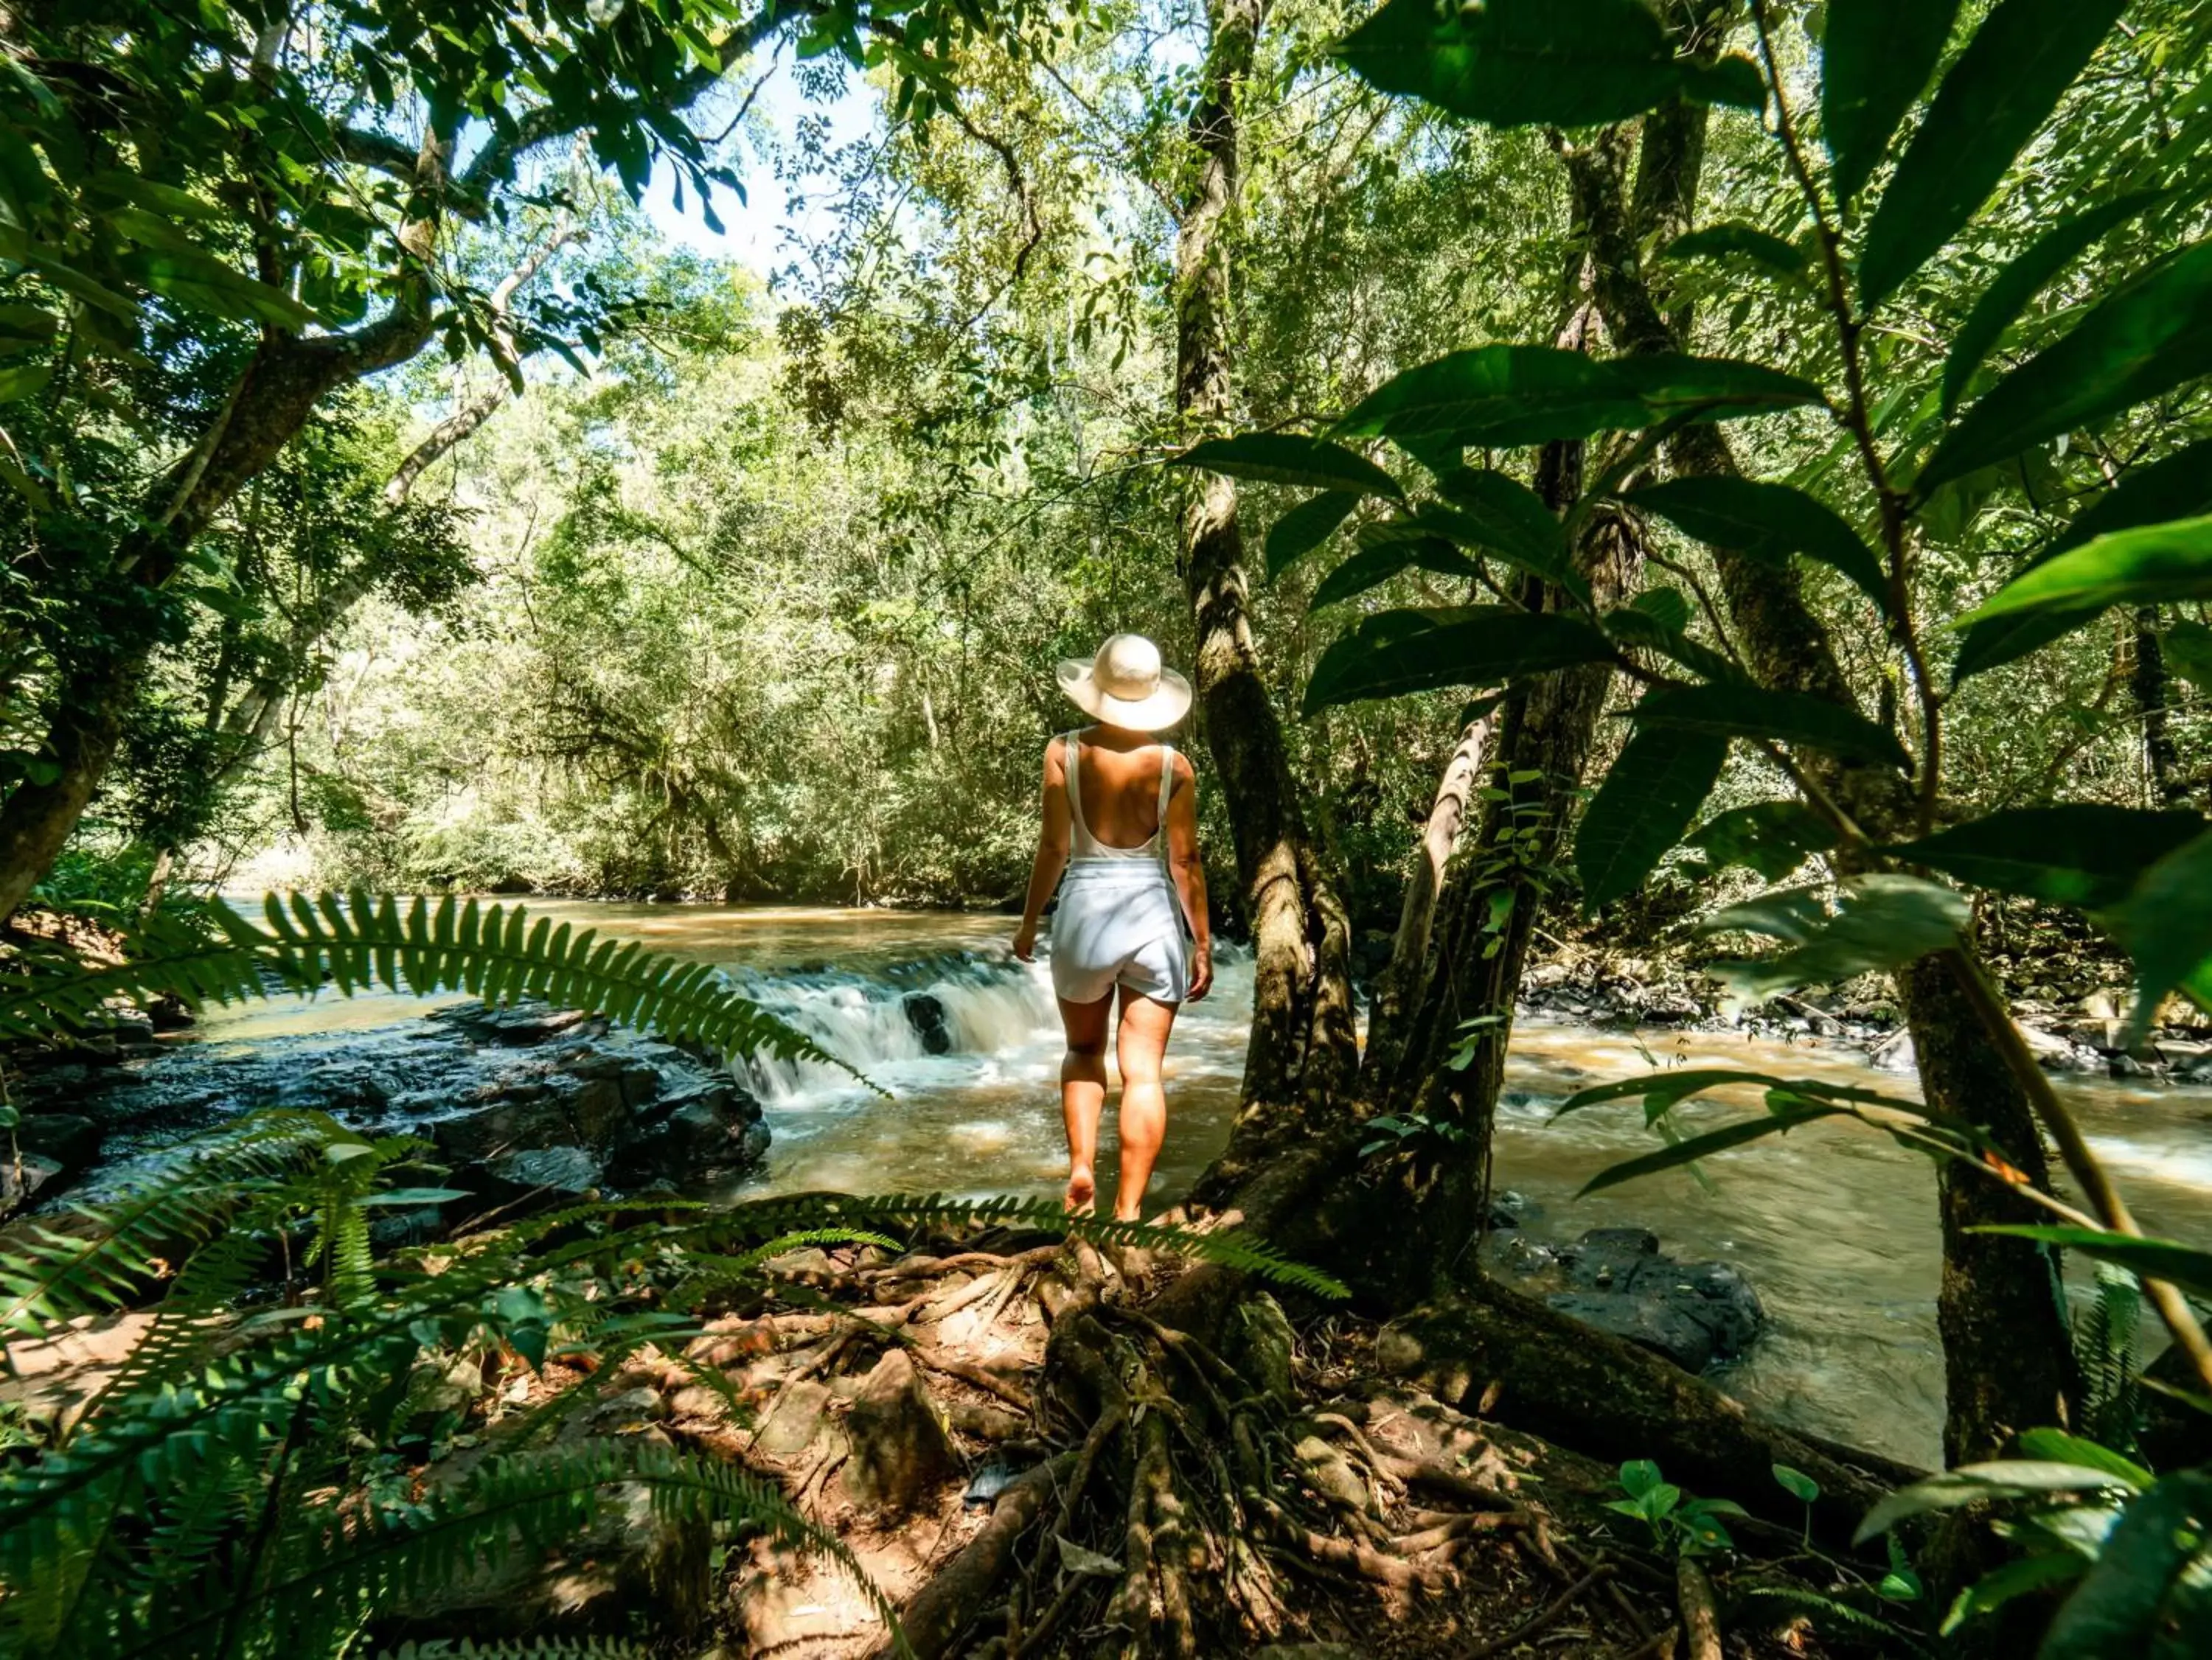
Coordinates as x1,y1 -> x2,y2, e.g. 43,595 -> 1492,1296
1062,730 -> 1093,851
1155,742 -> 1175,862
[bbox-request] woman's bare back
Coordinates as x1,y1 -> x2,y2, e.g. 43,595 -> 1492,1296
1067,725 -> 1169,850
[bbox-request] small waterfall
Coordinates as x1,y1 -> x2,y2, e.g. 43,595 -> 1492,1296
723,941 -> 1258,1106
728,948 -> 1060,1103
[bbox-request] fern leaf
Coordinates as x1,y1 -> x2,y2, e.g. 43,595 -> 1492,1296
161,1442 -> 903,1659
378,1642 -> 656,1659
712,1190 -> 1352,1300
2,891 -> 869,1089
0,1113 -> 333,1339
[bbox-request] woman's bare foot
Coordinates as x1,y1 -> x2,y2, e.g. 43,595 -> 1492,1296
1064,1167 -> 1096,1216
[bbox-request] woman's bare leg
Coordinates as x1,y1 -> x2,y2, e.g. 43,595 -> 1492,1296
1057,991 -> 1114,1214
1111,988 -> 1179,1221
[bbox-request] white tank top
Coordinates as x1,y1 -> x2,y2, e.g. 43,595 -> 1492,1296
1062,730 -> 1174,868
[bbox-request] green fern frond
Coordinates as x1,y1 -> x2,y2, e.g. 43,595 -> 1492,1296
732,1227 -> 904,1269
0,1112 -> 335,1338
378,1642 -> 656,1659
2072,1263 -> 2143,1452
713,1190 -> 1352,1299
160,1441 -> 904,1659
1734,1584 -> 1930,1653
4,890 -> 869,1088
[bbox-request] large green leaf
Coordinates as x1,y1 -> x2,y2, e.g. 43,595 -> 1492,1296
1855,1460 -> 2146,1544
1267,491 -> 1361,578
1309,534 -> 1478,610
1661,223 -> 1808,278
1705,803 -> 1843,880
1956,516 -> 2212,624
1302,605 -> 1615,714
1579,1103 -> 1843,1196
1921,240 -> 2212,492
1334,346 -> 1821,451
1434,466 -> 1569,577
1601,605 -> 1742,686
1972,1227 -> 2212,1302
1820,0 -> 1964,208
1612,355 -> 1829,423
1557,1067 -> 1921,1121
1941,192 -> 2166,416
1685,801 -> 1840,881
2039,1469 -> 2212,1660
1336,346 -> 1640,447
1890,806 -> 2207,908
1172,433 -> 1403,498
1626,476 -> 1890,611
1632,684 -> 1912,770
1858,0 -> 2128,308
1941,1552 -> 2089,1635
1699,874 -> 1969,1002
1331,0 -> 1762,128
2164,620 -> 2212,690
2107,829 -> 2212,1042
1575,725 -> 1728,908
1952,438 -> 2212,681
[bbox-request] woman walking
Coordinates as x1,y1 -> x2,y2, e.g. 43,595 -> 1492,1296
1012,634 -> 1212,1220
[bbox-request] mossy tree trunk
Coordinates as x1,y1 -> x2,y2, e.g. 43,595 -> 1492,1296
1554,80 -> 2077,1477
1170,0 -> 1360,1207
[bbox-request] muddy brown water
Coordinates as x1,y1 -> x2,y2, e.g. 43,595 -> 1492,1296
191,901 -> 2212,1470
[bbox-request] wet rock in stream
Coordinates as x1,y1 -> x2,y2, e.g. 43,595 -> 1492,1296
1484,1226 -> 1766,1374
10,997 -> 771,1220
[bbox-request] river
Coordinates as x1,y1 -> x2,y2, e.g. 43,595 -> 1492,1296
190,899 -> 2212,1470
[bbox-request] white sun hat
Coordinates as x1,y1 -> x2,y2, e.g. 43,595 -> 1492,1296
1055,633 -> 1194,731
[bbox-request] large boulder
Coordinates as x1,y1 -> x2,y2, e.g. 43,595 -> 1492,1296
608,1078 -> 770,1189
1486,1227 -> 1765,1373
15,1113 -> 102,1173
0,1154 -> 66,1222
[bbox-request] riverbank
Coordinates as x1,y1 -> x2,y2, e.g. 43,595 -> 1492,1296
13,896 -> 2212,1473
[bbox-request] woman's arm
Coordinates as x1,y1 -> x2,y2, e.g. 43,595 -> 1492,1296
1012,738 -> 1071,961
1164,751 -> 1213,1001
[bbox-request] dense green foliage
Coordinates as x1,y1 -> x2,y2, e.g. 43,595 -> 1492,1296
0,896 -> 1335,1656
7,0 -> 2212,1652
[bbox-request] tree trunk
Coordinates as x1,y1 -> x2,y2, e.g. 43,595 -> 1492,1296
0,117 -> 464,922
1554,100 -> 2078,1483
1362,711 -> 1490,1078
2129,607 -> 2185,806
1170,0 -> 1359,1207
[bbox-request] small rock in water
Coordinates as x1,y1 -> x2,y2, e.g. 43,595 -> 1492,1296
1487,1226 -> 1765,1373
15,1113 -> 102,1172
0,1154 -> 66,1221
902,991 -> 953,1055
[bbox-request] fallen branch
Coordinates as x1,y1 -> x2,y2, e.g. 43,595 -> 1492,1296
1675,1555 -> 1722,1660
1465,1562 -> 1613,1660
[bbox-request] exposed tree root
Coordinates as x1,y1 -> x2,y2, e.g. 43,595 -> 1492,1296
643,1230 -> 1881,1659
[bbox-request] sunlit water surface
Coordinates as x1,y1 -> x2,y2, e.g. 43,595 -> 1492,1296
193,901 -> 2212,1468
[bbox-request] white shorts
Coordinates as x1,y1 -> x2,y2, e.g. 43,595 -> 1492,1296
1048,862 -> 1189,1005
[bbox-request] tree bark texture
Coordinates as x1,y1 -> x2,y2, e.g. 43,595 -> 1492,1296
1349,137 -> 1640,1301
1556,109 -> 2078,1472
2129,607 -> 2186,806
1362,711 -> 1490,1079
1170,0 -> 1360,1206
